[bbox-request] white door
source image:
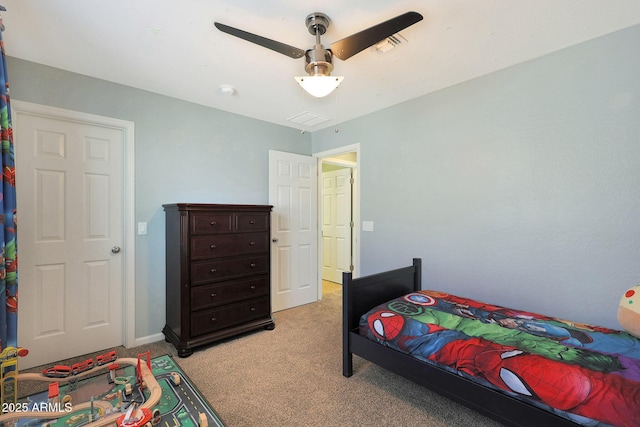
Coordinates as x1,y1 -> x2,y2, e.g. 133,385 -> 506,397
321,168 -> 352,283
15,105 -> 127,368
269,150 -> 318,312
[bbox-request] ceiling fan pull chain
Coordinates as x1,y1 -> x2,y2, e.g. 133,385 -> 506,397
335,86 -> 340,134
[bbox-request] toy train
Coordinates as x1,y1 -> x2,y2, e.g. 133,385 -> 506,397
42,350 -> 117,378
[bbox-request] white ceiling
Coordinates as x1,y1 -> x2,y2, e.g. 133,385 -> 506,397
2,1 -> 640,132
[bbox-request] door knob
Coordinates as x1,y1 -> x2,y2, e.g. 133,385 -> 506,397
111,246 -> 121,254
272,238 -> 279,243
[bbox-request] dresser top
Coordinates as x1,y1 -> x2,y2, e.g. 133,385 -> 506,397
163,203 -> 272,212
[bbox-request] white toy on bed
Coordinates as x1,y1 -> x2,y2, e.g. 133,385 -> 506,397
618,284 -> 640,338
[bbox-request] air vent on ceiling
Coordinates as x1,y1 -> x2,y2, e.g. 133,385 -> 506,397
374,33 -> 408,54
287,111 -> 330,127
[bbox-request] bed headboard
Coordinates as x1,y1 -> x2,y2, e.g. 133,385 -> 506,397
342,258 -> 422,332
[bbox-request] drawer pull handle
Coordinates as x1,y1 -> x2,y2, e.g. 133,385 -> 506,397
250,307 -> 256,311
210,221 -> 217,225
211,317 -> 217,322
210,293 -> 217,298
249,220 -> 256,224
250,263 -> 256,268
210,244 -> 216,249
249,241 -> 256,246
250,285 -> 256,290
210,268 -> 217,273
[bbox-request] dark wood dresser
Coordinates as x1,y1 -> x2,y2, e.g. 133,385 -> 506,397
162,203 -> 275,357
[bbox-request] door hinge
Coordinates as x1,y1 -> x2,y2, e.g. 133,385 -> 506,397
350,264 -> 354,272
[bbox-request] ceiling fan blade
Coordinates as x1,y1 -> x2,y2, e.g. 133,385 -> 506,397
214,22 -> 306,59
330,11 -> 423,61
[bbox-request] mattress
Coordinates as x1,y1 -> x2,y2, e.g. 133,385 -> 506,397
358,290 -> 640,427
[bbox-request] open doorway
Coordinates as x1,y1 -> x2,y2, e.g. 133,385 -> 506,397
315,144 -> 360,299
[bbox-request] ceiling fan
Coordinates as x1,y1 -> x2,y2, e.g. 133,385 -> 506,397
214,11 -> 423,97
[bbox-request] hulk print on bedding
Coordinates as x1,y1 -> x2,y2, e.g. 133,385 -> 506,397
359,290 -> 640,427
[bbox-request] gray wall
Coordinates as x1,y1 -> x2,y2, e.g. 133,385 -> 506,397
312,24 -> 640,330
8,57 -> 312,340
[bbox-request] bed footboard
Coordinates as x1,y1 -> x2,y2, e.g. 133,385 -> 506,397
342,258 -> 421,377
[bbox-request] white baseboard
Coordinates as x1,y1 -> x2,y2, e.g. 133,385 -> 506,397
131,332 -> 165,348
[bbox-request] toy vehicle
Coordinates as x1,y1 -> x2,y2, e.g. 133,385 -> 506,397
0,346 -> 28,360
170,372 -> 180,386
97,350 -> 117,365
67,413 -> 87,423
152,408 -> 161,424
71,358 -> 94,375
42,365 -> 72,378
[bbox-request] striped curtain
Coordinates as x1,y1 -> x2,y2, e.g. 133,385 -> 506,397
0,25 -> 18,350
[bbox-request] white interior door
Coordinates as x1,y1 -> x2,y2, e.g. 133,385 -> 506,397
321,168 -> 352,283
15,104 -> 128,368
269,150 -> 318,312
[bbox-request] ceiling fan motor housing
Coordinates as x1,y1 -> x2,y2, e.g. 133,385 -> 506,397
304,45 -> 334,76
303,13 -> 334,77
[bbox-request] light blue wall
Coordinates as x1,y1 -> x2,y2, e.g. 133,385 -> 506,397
312,24 -> 640,329
8,58 -> 312,340
9,22 -> 640,338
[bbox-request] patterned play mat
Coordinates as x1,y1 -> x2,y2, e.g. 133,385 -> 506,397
4,354 -> 225,427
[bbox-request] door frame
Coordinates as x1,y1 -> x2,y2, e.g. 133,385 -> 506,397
11,100 -> 136,349
314,143 -> 360,298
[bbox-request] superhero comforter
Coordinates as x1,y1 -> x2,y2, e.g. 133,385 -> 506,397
359,290 -> 640,427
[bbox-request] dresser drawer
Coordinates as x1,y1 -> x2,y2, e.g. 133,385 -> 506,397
190,232 -> 268,260
191,296 -> 270,336
191,255 -> 268,284
235,212 -> 269,232
191,276 -> 269,310
191,213 -> 233,234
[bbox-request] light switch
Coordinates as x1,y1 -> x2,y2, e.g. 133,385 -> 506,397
138,222 -> 147,235
362,221 -> 374,232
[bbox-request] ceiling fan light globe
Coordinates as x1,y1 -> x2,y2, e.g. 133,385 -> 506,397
295,75 -> 344,98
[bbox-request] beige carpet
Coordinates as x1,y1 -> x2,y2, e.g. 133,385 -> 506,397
19,281 -> 501,426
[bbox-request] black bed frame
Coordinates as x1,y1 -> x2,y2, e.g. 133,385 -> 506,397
342,258 -> 578,427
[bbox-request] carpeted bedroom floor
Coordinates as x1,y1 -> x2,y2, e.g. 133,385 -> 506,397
19,281 -> 502,426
